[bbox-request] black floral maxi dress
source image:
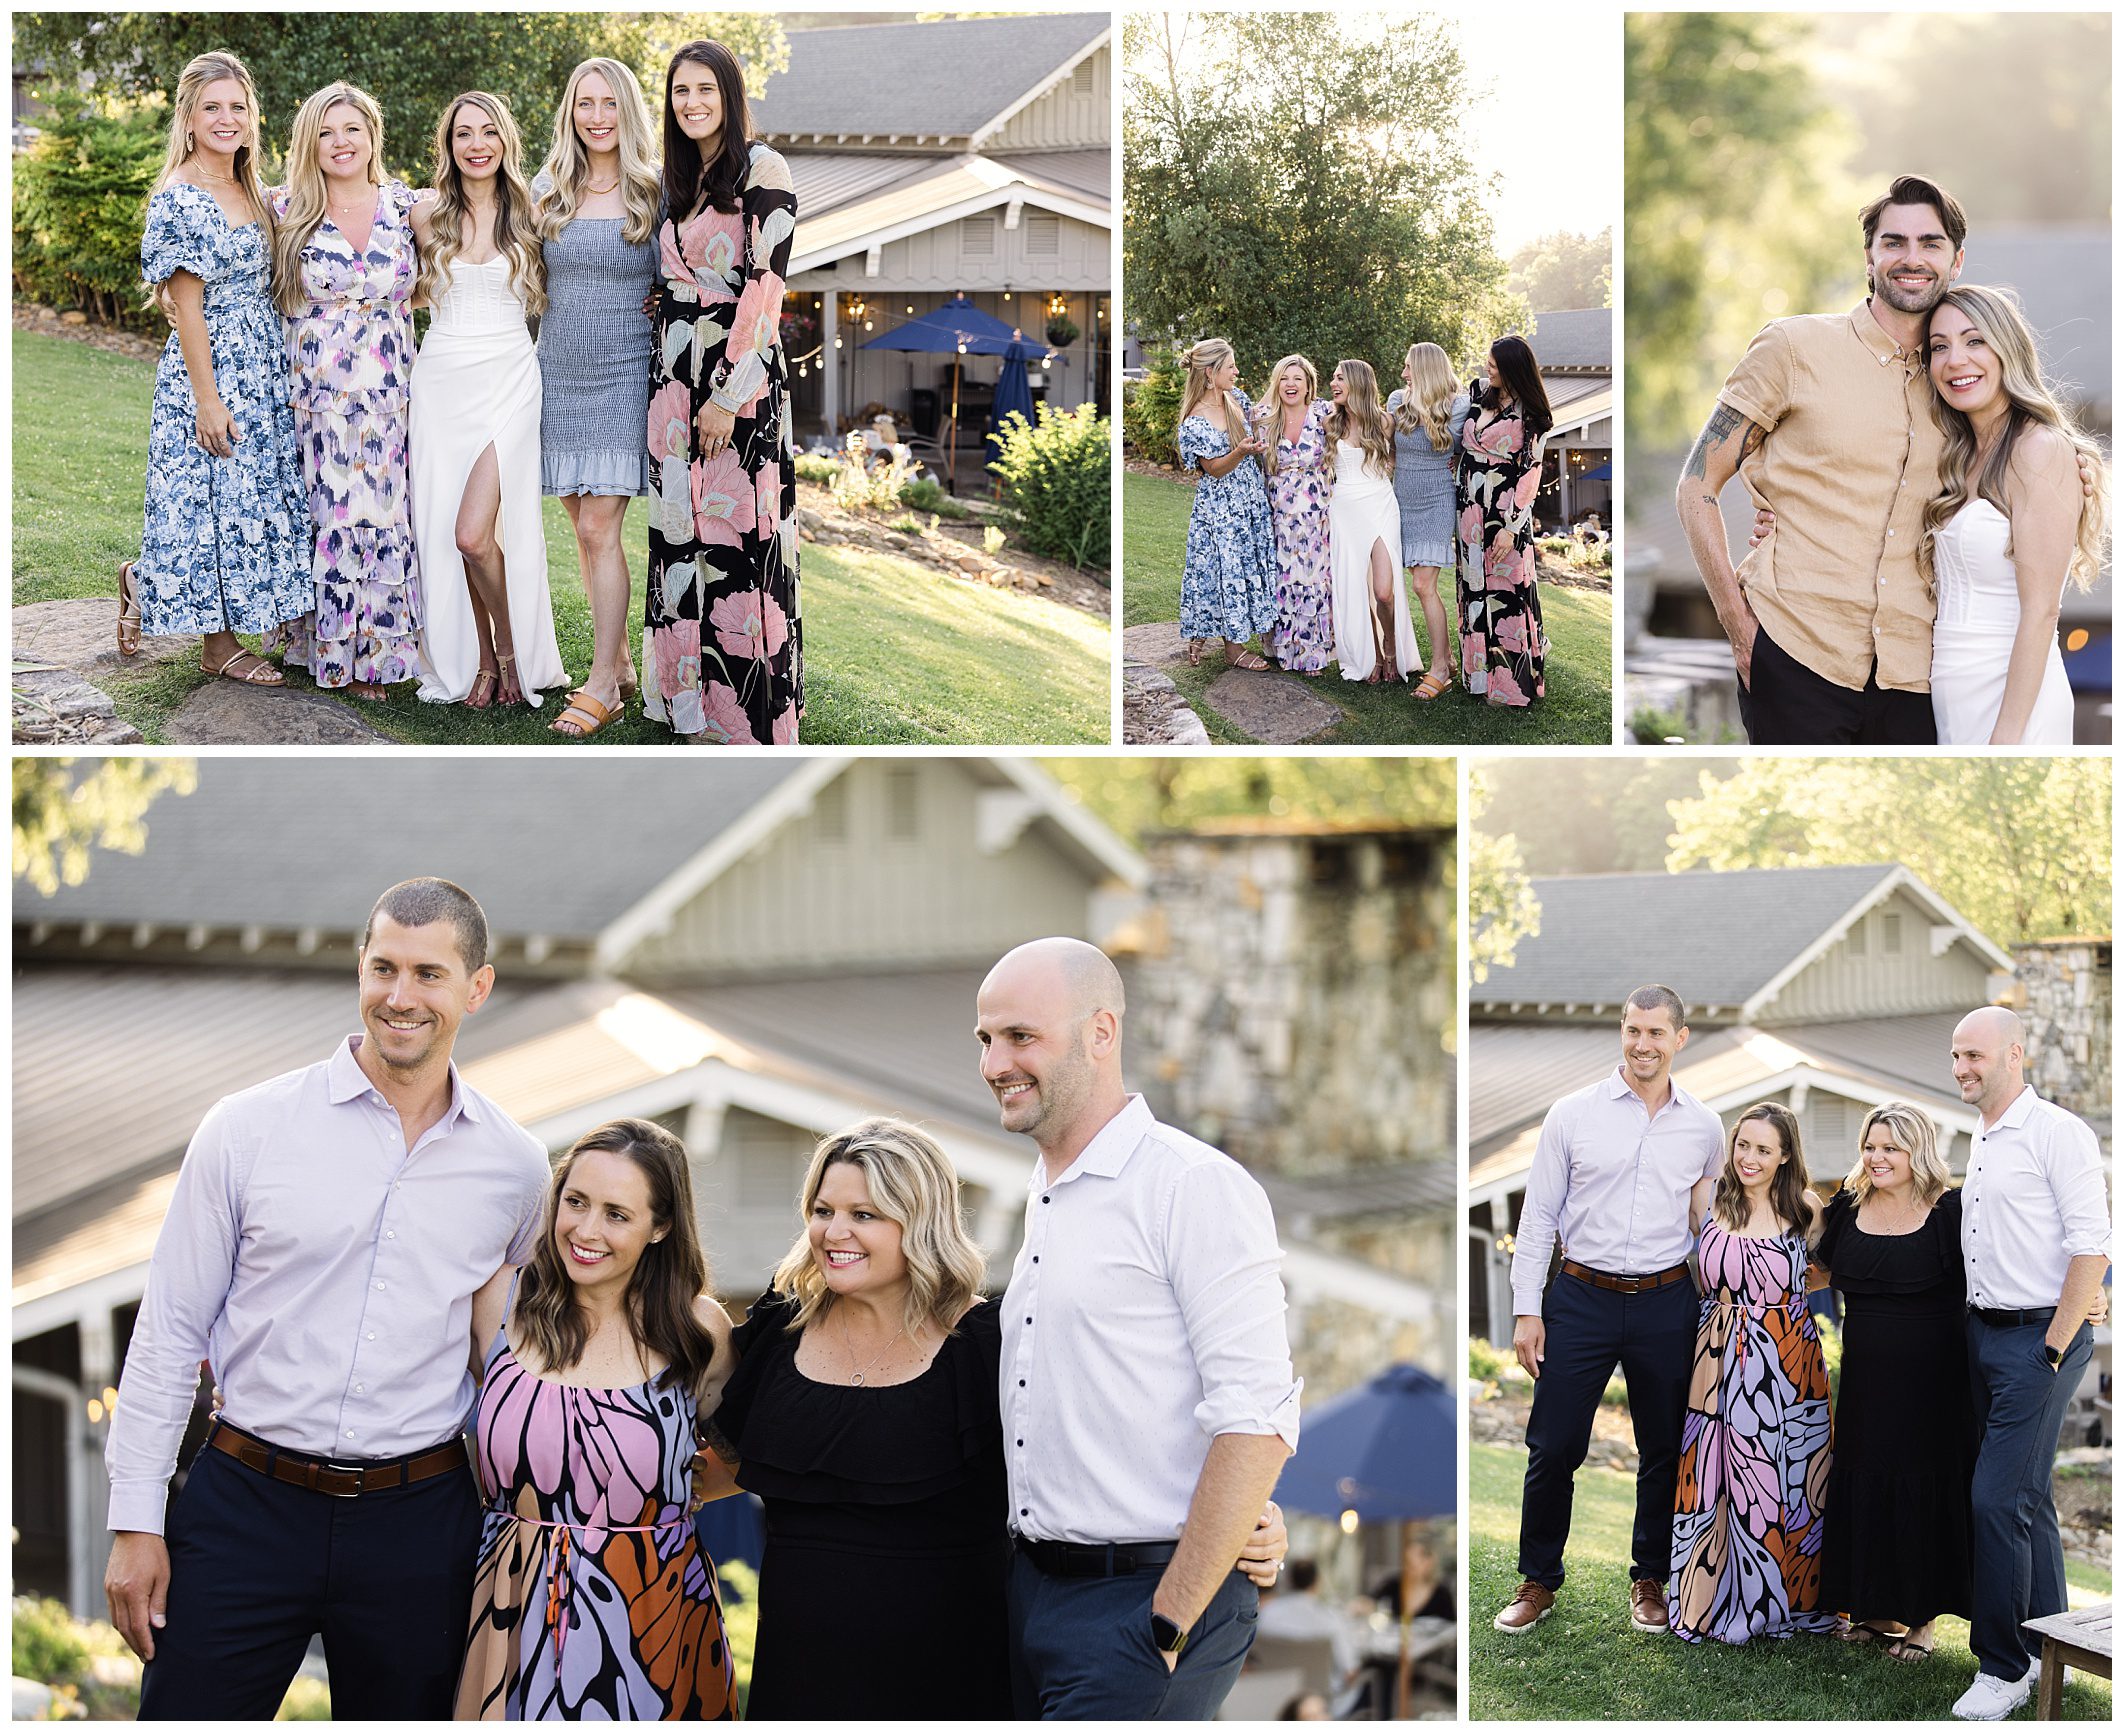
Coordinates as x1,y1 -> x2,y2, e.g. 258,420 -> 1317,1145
643,142 -> 802,743
1453,391 -> 1549,707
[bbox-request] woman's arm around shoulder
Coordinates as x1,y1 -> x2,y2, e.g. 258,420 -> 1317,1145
1687,1174 -> 1716,1232
692,1292 -> 738,1412
1800,1187 -> 1826,1249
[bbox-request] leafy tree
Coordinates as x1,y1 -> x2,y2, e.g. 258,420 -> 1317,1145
13,758 -> 197,895
1507,228 -> 1612,311
1664,758 -> 2110,944
12,96 -> 166,325
1623,12 -> 1854,468
1045,758 -> 1453,846
12,12 -> 787,187
1480,758 -> 1731,875
1124,10 -> 1520,382
1467,768 -> 1539,983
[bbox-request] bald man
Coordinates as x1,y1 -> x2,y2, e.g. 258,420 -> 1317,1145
1947,1007 -> 2110,1721
978,938 -> 1301,1720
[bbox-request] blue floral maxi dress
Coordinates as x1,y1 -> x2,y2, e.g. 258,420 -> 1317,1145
1254,397 -> 1334,673
643,143 -> 801,744
267,182 -> 422,688
136,183 -> 310,637
1177,390 -> 1277,645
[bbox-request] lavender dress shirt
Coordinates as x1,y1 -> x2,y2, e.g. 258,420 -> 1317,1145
1509,1067 -> 1726,1317
105,1035 -> 551,1535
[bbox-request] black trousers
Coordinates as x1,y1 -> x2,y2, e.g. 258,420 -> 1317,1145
1516,1271 -> 1696,1591
1737,622 -> 1937,745
138,1431 -> 481,1720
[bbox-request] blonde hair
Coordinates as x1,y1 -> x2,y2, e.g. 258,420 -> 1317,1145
1842,1102 -> 1951,1209
147,52 -> 275,303
1255,354 -> 1319,479
1395,342 -> 1459,451
1177,338 -> 1250,452
769,1118 -> 987,1340
271,83 -> 385,318
536,58 -> 662,247
1921,284 -> 2108,591
1326,358 -> 1396,479
420,91 -> 546,317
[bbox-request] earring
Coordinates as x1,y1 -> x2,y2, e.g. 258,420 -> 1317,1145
184,131 -> 194,154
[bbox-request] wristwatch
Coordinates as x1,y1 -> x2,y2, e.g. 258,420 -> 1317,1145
2043,1342 -> 2064,1369
1150,1613 -> 1190,1660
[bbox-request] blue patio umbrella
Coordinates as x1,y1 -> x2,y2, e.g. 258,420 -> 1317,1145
1277,1362 -> 1457,1718
987,352 -> 1037,464
1580,459 -> 1613,481
863,296 -> 1046,488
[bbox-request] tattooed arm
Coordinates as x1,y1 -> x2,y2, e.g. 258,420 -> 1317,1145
1674,401 -> 1769,688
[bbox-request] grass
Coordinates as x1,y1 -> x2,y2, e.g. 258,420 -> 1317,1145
13,330 -> 1108,744
1468,1439 -> 2113,1721
1122,469 -> 1612,745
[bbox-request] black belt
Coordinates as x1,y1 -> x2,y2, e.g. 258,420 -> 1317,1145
1561,1259 -> 1690,1295
208,1420 -> 468,1499
1970,1305 -> 2056,1329
1015,1536 -> 1180,1577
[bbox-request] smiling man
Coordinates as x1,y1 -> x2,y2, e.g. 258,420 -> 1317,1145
1493,985 -> 1725,1638
977,936 -> 1301,1720
1674,174 -> 1967,744
100,879 -> 549,1720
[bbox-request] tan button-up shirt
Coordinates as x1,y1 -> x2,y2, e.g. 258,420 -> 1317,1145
1717,301 -> 1944,693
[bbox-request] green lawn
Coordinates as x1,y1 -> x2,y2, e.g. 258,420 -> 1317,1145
13,330 -> 1109,744
1468,1439 -> 2112,1721
1122,469 -> 1612,745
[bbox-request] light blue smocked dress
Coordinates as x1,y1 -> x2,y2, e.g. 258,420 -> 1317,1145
1385,388 -> 1470,568
533,173 -> 658,497
1178,389 -> 1278,643
136,182 -> 310,636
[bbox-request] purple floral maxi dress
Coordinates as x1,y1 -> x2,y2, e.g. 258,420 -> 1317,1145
1454,398 -> 1549,707
268,182 -> 422,688
643,142 -> 801,744
1256,397 -> 1334,673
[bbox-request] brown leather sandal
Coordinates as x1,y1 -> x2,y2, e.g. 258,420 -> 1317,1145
466,668 -> 499,710
550,688 -> 619,740
117,561 -> 142,657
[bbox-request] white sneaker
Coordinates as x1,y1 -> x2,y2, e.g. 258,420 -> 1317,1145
1952,1672 -> 2031,1720
2020,1657 -> 2068,1690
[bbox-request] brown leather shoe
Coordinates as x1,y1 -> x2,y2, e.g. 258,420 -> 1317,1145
1630,1578 -> 1669,1631
1493,1579 -> 1555,1633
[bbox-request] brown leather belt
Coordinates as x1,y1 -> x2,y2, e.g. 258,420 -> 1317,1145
208,1422 -> 468,1499
1561,1258 -> 1690,1295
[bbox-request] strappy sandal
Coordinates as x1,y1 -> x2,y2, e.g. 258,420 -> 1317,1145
495,652 -> 526,707
1186,639 -> 1206,668
1414,671 -> 1450,701
202,647 -> 284,686
117,561 -> 142,657
1225,644 -> 1270,671
550,688 -> 619,740
466,667 -> 499,710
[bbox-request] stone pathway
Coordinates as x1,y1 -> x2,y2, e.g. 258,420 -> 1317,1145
12,599 -> 391,746
1121,620 -> 1341,744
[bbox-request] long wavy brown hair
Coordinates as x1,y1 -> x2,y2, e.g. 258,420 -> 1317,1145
1326,358 -> 1396,479
419,90 -> 546,316
1711,1102 -> 1810,1233
661,39 -> 754,220
511,1119 -> 718,1396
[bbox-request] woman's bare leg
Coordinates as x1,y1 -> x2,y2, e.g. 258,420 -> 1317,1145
1368,537 -> 1400,683
1410,565 -> 1450,682
454,444 -> 517,705
560,494 -> 633,715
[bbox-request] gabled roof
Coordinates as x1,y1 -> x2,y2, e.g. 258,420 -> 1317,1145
1471,864 -> 2011,1017
786,151 -> 1108,276
754,14 -> 1109,147
1523,307 -> 1611,372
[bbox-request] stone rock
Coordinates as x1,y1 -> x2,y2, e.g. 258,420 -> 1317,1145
1122,620 -> 1192,668
1203,665 -> 1341,743
60,309 -> 88,324
1122,659 -> 1209,746
15,597 -> 195,681
12,1680 -> 53,1721
164,679 -> 394,745
11,667 -> 143,744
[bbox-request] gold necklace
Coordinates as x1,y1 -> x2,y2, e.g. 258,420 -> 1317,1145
584,177 -> 620,194
838,1312 -> 909,1386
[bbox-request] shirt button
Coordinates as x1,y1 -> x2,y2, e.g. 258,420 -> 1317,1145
355,1384 -> 365,1394
366,1332 -> 376,1341
345,1429 -> 356,1439
386,1231 -> 395,1240
375,1281 -> 386,1291
1041,1195 -> 1050,1204
1025,1317 -> 1033,1325
1886,529 -> 1895,537
1018,1379 -> 1026,1388
1021,1508 -> 1030,1517
1032,1255 -> 1040,1264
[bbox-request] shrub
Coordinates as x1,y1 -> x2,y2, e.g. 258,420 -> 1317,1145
899,476 -> 970,520
719,1560 -> 760,1716
1466,1336 -> 1506,1382
1122,347 -> 1186,465
987,402 -> 1110,569
12,1596 -> 90,1687
12,96 -> 168,330
793,451 -> 838,486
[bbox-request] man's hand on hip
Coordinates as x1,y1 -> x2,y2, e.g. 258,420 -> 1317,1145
105,1530 -> 171,1662
1512,1315 -> 1546,1380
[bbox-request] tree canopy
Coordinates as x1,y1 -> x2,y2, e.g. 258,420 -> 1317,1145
1467,768 -> 1539,983
1045,758 -> 1454,846
1123,9 -> 1519,382
13,12 -> 788,185
1508,229 -> 1611,312
13,758 -> 197,895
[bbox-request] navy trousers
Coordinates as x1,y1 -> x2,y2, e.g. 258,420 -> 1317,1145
138,1432 -> 481,1720
1966,1316 -> 2092,1681
1006,1548 -> 1258,1720
1517,1271 -> 1696,1590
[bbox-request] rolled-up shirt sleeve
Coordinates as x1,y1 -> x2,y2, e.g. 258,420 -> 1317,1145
1511,1097 -> 1575,1318
1167,1161 -> 1301,1451
105,1102 -> 248,1535
2047,1114 -> 2112,1264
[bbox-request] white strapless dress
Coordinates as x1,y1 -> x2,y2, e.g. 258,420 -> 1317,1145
1328,439 -> 1418,681
410,256 -> 566,706
1929,498 -> 2074,745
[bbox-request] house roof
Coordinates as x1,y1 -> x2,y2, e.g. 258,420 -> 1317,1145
1470,864 -> 2009,1016
1959,225 -> 2111,409
754,14 -> 1108,146
1524,307 -> 1611,372
787,151 -> 1109,275
1547,379 -> 1612,439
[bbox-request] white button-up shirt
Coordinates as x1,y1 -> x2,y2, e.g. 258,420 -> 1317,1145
1510,1067 -> 1725,1317
998,1094 -> 1301,1544
105,1037 -> 551,1534
1960,1085 -> 2110,1311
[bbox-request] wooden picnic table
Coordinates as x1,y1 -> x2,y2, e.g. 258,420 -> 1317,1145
2022,1604 -> 2110,1719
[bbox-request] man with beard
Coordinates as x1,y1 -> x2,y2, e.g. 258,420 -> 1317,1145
977,937 -> 1301,1719
1673,174 -> 1963,744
